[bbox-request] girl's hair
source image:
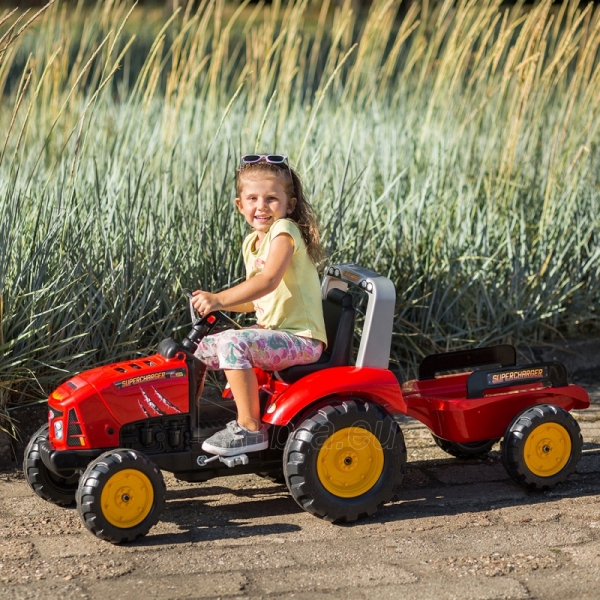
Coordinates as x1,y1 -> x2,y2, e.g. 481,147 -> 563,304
236,161 -> 326,265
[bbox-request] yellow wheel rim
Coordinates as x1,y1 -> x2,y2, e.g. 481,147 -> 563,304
523,422 -> 572,477
100,469 -> 154,528
317,427 -> 384,498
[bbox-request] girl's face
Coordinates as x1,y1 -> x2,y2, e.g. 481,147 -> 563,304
235,175 -> 296,239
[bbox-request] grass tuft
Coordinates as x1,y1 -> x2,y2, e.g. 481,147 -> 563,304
1,0 -> 599,420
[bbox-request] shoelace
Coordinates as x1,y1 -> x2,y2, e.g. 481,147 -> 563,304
226,420 -> 263,436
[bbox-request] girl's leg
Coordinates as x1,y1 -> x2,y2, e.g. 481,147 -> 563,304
216,328 -> 323,430
224,368 -> 260,431
201,328 -> 322,455
194,332 -> 224,369
196,331 -> 263,430
196,330 -> 262,430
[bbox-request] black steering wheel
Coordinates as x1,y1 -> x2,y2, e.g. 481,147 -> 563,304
182,288 -> 241,329
180,289 -> 241,353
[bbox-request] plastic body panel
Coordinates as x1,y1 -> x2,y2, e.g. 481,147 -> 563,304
48,353 -> 189,451
418,345 -> 516,380
262,366 -> 406,426
402,373 -> 590,442
47,351 -> 591,455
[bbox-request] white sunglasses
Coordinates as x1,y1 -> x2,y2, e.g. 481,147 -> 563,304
239,154 -> 288,167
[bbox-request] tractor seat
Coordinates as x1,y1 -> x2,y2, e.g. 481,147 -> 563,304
275,288 -> 356,384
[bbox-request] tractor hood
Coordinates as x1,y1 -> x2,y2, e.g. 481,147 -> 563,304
47,353 -> 190,450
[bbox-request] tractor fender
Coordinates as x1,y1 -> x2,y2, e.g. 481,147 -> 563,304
263,366 -> 406,426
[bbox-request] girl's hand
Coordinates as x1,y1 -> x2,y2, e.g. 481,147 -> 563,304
191,290 -> 223,316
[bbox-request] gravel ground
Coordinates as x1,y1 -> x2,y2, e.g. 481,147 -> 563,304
2,382 -> 600,599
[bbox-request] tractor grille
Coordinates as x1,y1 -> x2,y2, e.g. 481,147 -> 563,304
66,409 -> 85,446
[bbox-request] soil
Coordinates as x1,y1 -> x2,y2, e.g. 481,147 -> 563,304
2,381 -> 600,599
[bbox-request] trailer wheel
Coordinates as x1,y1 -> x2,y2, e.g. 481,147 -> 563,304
23,424 -> 79,507
76,449 -> 165,544
432,435 -> 499,459
501,404 -> 582,491
284,399 -> 406,523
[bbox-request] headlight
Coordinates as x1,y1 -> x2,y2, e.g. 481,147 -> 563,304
53,420 -> 64,440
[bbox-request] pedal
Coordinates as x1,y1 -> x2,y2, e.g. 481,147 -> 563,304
219,454 -> 249,467
196,453 -> 249,467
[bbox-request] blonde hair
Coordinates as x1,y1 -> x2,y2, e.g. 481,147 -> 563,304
236,161 -> 325,265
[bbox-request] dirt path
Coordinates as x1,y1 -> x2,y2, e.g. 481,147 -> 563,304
2,384 -> 600,599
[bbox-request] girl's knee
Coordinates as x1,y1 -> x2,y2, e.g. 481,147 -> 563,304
195,334 -> 223,369
215,329 -> 244,352
215,330 -> 252,370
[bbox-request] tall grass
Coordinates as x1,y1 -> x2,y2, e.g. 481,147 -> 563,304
1,0 -> 599,421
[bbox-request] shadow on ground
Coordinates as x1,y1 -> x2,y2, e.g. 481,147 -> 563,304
141,446 -> 600,545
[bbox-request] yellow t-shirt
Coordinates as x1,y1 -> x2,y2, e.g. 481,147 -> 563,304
242,219 -> 327,345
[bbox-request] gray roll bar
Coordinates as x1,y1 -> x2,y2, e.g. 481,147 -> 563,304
321,263 -> 396,369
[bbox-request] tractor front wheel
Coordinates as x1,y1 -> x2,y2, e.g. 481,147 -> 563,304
23,424 -> 79,507
284,399 -> 406,523
76,449 -> 165,544
501,404 -> 582,491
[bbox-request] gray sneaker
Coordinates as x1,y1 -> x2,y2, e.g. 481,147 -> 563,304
202,420 -> 269,456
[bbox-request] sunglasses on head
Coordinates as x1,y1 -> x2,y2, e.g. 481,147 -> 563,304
239,154 -> 288,167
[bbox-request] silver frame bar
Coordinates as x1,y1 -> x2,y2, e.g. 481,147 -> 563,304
321,263 -> 396,369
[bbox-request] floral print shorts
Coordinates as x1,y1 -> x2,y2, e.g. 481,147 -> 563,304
194,327 -> 323,371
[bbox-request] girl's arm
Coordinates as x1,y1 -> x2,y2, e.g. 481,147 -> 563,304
191,233 -> 294,315
224,301 -> 255,313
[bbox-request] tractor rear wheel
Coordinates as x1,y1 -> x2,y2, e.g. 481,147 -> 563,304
501,404 -> 582,491
284,399 -> 406,523
432,435 -> 499,459
76,449 -> 165,544
23,424 -> 79,507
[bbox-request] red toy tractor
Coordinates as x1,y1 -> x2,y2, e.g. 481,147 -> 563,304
24,263 -> 590,543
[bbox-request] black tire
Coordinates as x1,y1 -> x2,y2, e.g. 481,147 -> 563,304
283,399 -> 406,523
76,449 -> 166,544
432,435 -> 499,459
501,404 -> 582,491
23,424 -> 79,507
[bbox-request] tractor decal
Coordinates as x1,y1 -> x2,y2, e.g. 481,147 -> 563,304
138,399 -> 151,418
114,368 -> 186,389
140,389 -> 165,417
151,387 -> 183,414
488,367 -> 547,385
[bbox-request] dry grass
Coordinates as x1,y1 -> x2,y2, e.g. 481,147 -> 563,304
0,0 -> 599,419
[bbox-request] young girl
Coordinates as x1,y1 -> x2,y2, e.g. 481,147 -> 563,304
191,155 -> 327,456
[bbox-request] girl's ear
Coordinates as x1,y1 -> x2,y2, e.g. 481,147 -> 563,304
235,197 -> 243,212
287,197 -> 297,214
